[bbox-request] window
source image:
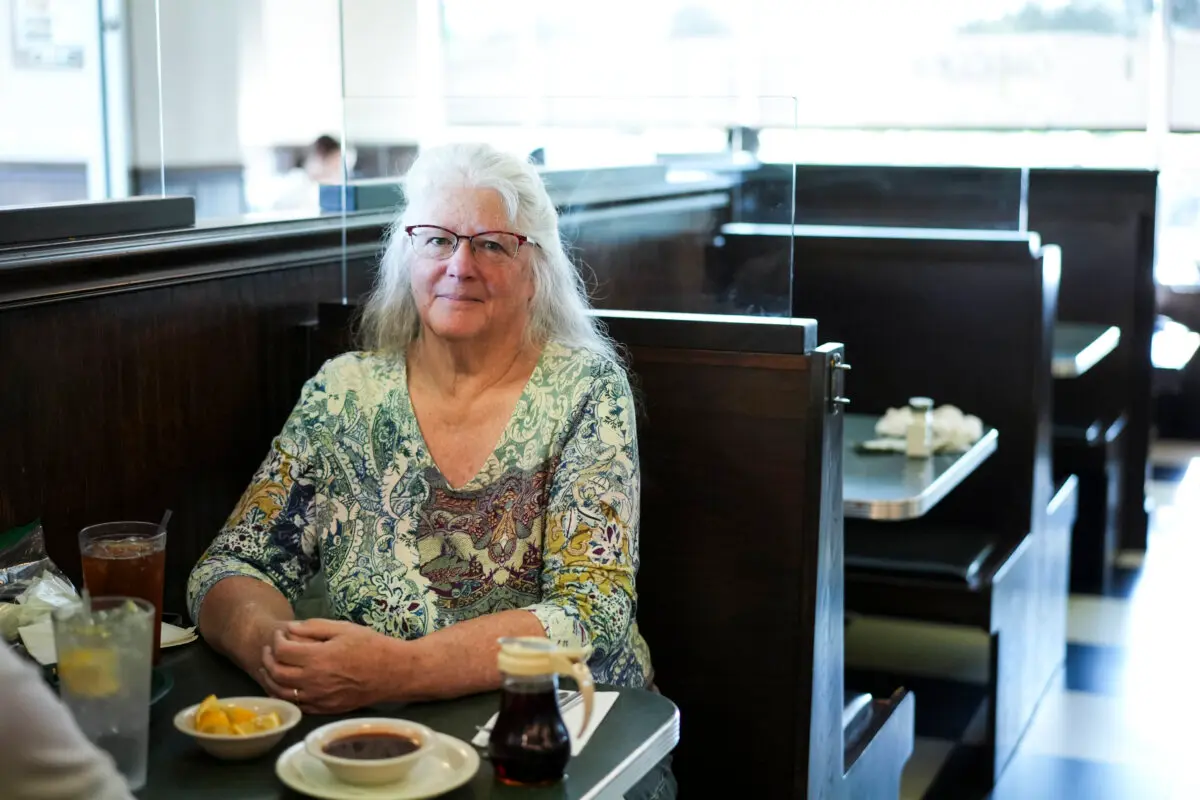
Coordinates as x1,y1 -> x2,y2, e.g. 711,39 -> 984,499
1170,0 -> 1200,131
0,0 -> 106,207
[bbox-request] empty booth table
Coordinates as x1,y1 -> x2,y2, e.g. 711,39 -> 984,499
842,413 -> 999,521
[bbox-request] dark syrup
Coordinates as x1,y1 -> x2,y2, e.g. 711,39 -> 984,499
324,732 -> 420,760
488,684 -> 570,786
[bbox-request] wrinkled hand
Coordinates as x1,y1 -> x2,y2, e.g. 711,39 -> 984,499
260,619 -> 395,715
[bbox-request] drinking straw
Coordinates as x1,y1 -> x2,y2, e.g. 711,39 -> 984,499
156,509 -> 173,538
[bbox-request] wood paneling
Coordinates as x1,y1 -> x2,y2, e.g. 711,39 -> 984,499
1028,169 -> 1158,551
1,264 -> 351,612
738,163 -> 1024,229
562,195 -> 729,314
0,216 -> 386,611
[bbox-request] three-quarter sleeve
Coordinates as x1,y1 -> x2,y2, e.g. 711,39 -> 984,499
186,366 -> 330,623
526,362 -> 641,673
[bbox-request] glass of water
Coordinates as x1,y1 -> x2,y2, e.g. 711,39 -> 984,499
52,596 -> 154,791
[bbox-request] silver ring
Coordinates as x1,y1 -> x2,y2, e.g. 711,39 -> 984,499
293,687 -> 299,701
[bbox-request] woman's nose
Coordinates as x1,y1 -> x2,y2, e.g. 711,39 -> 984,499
445,241 -> 480,277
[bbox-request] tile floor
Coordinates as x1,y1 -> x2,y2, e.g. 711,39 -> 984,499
846,441 -> 1200,800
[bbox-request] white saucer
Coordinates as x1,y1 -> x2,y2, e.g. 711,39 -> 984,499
275,733 -> 481,799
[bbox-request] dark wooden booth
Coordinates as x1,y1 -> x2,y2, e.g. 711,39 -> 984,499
732,164 -> 1157,585
713,226 -> 1077,788
1031,172 -> 1157,587
2,174 -> 914,797
305,303 -> 917,799
601,312 -> 915,798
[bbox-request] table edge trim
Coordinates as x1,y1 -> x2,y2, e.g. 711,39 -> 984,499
844,429 -> 1000,520
579,707 -> 680,800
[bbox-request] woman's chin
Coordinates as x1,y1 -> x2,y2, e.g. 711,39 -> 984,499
425,316 -> 488,343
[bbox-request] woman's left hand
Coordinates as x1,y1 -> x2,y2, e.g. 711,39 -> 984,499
260,619 -> 399,714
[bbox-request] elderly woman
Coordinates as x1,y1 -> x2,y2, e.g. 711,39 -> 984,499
187,143 -> 672,796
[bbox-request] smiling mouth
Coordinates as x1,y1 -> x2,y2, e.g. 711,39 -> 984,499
438,295 -> 482,303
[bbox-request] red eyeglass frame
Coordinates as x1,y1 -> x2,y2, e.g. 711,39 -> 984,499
403,224 -> 538,256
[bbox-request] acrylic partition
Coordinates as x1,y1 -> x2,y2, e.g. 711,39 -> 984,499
0,0 -> 175,213
95,0 -> 346,223
730,160 -> 1031,232
331,92 -> 801,318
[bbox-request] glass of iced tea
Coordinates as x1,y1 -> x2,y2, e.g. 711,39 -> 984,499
78,522 -> 166,663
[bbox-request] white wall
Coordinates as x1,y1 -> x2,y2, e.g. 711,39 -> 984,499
125,0 -> 159,169
0,0 -> 103,164
1170,32 -> 1200,131
126,0 -> 244,168
237,0 -> 343,147
127,0 -> 388,163
340,0 -> 436,144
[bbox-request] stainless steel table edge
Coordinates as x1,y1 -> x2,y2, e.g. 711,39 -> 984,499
844,429 -> 1000,521
1048,474 -> 1080,515
582,707 -> 681,800
1052,325 -> 1120,378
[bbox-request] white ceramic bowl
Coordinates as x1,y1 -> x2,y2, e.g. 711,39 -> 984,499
173,696 -> 302,760
304,718 -> 438,786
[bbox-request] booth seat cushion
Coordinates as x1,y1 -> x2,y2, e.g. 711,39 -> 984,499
845,525 -> 997,584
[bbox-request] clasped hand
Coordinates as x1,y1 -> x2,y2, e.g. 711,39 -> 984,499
259,619 -> 394,714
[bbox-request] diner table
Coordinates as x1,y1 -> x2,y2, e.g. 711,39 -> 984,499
138,641 -> 679,799
842,413 -> 999,521
1052,322 -> 1121,379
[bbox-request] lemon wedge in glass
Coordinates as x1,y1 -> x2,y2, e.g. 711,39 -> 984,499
57,648 -> 120,699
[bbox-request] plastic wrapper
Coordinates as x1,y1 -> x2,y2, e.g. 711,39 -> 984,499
0,521 -> 79,640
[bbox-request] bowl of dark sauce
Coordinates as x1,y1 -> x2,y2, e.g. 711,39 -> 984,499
305,718 -> 437,786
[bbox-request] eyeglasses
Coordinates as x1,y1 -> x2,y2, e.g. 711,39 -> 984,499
404,225 -> 537,264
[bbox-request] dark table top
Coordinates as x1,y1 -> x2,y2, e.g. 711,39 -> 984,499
842,413 -> 999,521
138,642 -> 679,799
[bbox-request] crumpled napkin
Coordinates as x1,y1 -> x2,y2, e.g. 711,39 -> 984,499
0,571 -> 79,641
471,691 -> 619,756
873,404 -> 985,454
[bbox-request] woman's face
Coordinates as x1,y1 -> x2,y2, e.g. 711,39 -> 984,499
408,187 -> 536,347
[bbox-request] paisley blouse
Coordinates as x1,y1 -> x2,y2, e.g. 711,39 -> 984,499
186,342 -> 652,688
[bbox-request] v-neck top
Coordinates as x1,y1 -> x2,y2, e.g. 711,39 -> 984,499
186,342 -> 652,688
402,344 -> 545,492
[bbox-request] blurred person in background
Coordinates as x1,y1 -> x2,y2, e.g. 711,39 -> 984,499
271,134 -> 349,212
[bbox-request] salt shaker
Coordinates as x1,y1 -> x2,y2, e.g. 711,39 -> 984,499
906,397 -> 934,458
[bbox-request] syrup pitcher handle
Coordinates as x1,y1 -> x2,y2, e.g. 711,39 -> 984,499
555,655 -> 595,736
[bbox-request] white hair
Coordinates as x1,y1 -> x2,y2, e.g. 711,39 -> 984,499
360,142 -> 616,363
